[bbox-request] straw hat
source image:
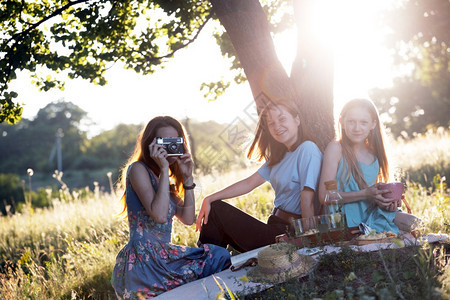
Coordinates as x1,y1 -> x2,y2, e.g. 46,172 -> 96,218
247,243 -> 317,284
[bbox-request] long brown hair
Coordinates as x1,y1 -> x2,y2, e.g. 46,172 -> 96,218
338,98 -> 389,189
118,116 -> 191,215
247,100 -> 313,166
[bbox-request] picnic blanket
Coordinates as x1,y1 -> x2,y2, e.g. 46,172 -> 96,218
155,233 -> 449,299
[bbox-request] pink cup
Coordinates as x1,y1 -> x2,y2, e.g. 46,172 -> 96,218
378,182 -> 404,201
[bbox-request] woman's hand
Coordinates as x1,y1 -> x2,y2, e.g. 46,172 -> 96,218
176,153 -> 194,183
382,194 -> 403,212
149,139 -> 169,170
195,196 -> 211,232
384,202 -> 398,212
365,183 -> 396,209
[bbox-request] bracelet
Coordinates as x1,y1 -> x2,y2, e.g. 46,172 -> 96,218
183,182 -> 196,190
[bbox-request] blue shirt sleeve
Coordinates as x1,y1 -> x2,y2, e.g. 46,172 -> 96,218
257,161 -> 270,182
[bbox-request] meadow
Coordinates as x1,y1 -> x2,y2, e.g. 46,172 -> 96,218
0,128 -> 449,299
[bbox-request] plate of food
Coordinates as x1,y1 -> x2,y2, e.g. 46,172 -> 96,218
355,231 -> 397,245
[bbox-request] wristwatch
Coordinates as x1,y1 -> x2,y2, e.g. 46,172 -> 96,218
183,183 -> 196,190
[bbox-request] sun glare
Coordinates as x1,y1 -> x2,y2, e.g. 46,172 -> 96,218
16,1 -> 398,137
274,0 -> 396,114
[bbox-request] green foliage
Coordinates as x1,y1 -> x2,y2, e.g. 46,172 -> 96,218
203,0 -> 292,101
390,127 -> 450,189
0,96 -> 22,124
0,100 -> 89,174
0,173 -> 24,215
0,0 -> 294,123
245,245 -> 448,300
0,101 -> 247,192
82,123 -> 140,170
15,188 -> 53,214
185,119 -> 251,174
371,78 -> 450,137
371,0 -> 450,137
0,0 -> 213,124
1,0 -> 447,144
0,190 -> 126,298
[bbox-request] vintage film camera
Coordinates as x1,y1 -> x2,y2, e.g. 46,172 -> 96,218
156,137 -> 185,156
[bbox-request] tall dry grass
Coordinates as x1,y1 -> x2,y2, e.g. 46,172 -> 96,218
0,129 -> 449,299
0,194 -> 126,299
389,127 -> 449,187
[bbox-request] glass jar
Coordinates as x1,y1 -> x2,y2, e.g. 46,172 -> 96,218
323,180 -> 346,230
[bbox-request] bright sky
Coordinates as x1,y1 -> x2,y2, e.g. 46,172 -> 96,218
14,0 -> 396,137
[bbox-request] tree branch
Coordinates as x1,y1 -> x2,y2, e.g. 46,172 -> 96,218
11,0 -> 91,41
1,0 -> 92,95
139,13 -> 213,63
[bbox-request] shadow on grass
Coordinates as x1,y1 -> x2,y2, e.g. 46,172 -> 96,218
241,242 -> 450,300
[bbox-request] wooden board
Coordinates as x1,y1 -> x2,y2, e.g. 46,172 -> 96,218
354,236 -> 397,246
276,226 -> 360,248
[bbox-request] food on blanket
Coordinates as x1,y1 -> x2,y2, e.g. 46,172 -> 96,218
385,231 -> 397,238
357,232 -> 386,240
303,228 -> 319,235
357,230 -> 397,240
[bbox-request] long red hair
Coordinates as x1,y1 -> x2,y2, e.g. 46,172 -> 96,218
337,98 -> 389,189
117,116 -> 191,216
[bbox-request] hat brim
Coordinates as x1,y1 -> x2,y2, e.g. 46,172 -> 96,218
247,255 -> 317,284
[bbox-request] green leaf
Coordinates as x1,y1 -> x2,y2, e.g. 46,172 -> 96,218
402,270 -> 415,280
371,270 -> 385,283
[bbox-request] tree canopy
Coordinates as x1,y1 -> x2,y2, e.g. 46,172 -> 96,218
1,0 -> 448,140
1,0 -> 336,151
0,0 -> 215,123
371,0 -> 450,136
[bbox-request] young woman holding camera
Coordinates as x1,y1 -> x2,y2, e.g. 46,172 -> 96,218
196,100 -> 323,252
111,116 -> 230,298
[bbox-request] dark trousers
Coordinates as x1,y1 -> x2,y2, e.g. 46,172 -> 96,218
197,200 -> 291,253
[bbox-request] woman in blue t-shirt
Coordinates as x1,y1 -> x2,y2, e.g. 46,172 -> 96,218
196,100 -> 323,252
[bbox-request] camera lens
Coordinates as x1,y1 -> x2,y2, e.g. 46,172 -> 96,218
168,143 -> 178,153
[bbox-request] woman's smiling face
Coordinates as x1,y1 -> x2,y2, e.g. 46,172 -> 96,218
265,104 -> 300,149
341,106 -> 377,145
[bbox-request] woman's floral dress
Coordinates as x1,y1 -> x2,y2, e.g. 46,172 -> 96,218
111,162 -> 231,299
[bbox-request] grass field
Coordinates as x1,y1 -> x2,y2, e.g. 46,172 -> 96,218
1,129 -> 449,299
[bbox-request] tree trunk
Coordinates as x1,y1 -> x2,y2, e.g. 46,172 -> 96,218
209,0 -> 334,151
290,0 -> 335,151
209,0 -> 294,110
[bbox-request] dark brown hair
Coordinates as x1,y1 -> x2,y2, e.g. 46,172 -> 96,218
247,100 -> 313,166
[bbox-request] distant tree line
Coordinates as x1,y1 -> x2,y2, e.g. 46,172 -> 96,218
0,100 -> 254,214
0,100 -> 249,189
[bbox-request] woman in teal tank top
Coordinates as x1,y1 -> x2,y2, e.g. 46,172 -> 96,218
336,157 -> 398,233
319,99 -> 422,235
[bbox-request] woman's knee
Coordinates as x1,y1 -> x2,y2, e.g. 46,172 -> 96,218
210,200 -> 227,210
394,211 -> 423,233
210,200 -> 235,216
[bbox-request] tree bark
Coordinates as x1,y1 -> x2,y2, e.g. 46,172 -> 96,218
209,0 -> 334,151
209,0 -> 294,110
290,0 -> 335,151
